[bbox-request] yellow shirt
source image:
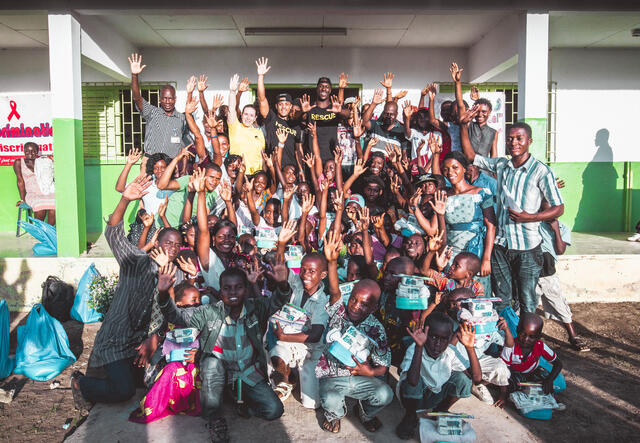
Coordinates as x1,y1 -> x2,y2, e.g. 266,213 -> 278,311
228,120 -> 265,175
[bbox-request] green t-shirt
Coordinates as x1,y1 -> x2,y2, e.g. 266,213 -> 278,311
164,175 -> 223,227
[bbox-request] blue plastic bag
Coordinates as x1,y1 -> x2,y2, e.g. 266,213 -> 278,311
17,217 -> 57,256
499,306 -> 520,338
70,264 -> 102,323
0,299 -> 15,379
13,304 -> 76,381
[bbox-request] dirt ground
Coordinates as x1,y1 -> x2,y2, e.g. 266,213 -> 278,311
1,302 -> 639,443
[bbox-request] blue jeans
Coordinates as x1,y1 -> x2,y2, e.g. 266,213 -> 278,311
199,355 -> 283,422
400,371 -> 471,410
79,357 -> 137,403
491,244 -> 543,313
319,375 -> 394,421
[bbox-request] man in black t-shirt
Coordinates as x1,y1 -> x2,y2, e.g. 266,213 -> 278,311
302,77 -> 351,162
256,57 -> 304,169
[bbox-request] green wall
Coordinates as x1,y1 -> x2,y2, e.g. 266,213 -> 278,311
1,161 -> 639,237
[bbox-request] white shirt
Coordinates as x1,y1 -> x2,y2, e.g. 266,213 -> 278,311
400,343 -> 467,393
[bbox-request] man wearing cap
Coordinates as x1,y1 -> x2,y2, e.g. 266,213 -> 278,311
304,77 -> 350,162
256,57 -> 304,170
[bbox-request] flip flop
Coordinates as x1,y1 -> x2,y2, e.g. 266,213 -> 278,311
321,418 -> 341,433
273,382 -> 294,402
570,336 -> 590,352
353,404 -> 383,432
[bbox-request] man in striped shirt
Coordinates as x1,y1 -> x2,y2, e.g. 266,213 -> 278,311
460,121 -> 564,313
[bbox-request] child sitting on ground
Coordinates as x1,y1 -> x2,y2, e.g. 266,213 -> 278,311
316,230 -> 393,434
423,250 -> 484,296
129,282 -> 202,423
268,248 -> 330,408
501,312 -> 563,395
157,224 -> 297,443
395,312 -> 482,440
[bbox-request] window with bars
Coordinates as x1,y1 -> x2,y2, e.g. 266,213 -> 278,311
81,82 -> 174,164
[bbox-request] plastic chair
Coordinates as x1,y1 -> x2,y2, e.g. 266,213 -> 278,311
16,202 -> 33,237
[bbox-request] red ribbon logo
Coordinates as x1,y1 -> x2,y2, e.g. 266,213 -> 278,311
7,100 -> 20,121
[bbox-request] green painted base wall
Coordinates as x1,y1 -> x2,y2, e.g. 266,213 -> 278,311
0,161 -> 638,236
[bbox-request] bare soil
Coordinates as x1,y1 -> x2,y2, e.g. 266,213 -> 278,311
1,302 -> 639,443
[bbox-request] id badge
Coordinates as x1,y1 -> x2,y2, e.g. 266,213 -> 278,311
171,136 -> 180,144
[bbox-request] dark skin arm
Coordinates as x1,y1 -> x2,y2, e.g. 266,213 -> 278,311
508,204 -> 564,224
549,220 -> 567,255
157,146 -> 194,190
128,53 -> 145,112
426,84 -> 447,132
273,322 -> 324,344
184,97 -> 207,162
362,88 -> 384,131
108,175 -> 152,226
543,357 -> 563,395
13,160 -> 26,203
323,229 -> 343,306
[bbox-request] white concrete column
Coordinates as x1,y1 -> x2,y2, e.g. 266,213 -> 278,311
517,12 -> 549,159
48,14 -> 86,256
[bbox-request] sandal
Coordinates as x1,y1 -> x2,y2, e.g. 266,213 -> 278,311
207,417 -> 230,443
70,371 -> 92,415
353,404 -> 383,432
570,336 -> 590,352
395,413 -> 418,440
273,382 -> 294,402
321,418 -> 341,433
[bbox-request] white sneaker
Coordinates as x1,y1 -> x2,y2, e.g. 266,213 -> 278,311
627,233 -> 640,242
471,384 -> 494,404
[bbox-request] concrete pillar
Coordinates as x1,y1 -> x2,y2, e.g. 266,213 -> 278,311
517,12 -> 549,160
48,14 -> 86,257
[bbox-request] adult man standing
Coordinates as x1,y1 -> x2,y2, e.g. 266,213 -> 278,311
129,54 -> 192,161
362,73 -> 408,155
460,121 -> 564,314
256,57 -> 304,170
302,77 -> 350,162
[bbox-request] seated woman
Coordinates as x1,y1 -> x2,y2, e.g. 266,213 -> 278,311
14,142 -> 55,225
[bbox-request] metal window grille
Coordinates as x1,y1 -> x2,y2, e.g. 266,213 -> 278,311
81,82 -> 174,164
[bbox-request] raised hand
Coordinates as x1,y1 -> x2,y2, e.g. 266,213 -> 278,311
409,188 -> 423,209
261,151 -> 274,170
301,194 -> 316,214
300,94 -> 312,113
157,262 -> 177,292
211,94 -> 224,112
402,100 -> 414,120
278,219 -> 297,245
394,90 -> 408,101
372,215 -> 385,230
229,74 -> 240,92
266,256 -> 289,283
458,321 -> 476,348
307,121 -> 317,138
428,229 -> 445,252
333,146 -> 343,164
283,184 -> 298,201
127,147 -> 142,165
219,179 -> 232,202
407,325 -> 428,347
366,136 -> 379,150
435,246 -> 453,271
243,177 -> 254,194
380,72 -> 394,89
197,74 -> 209,92
255,57 -> 271,76
185,75 -> 197,95
128,53 -> 146,75
357,206 -> 370,231
238,156 -> 246,175
428,133 -> 442,155
189,168 -> 206,193
333,190 -> 344,213
141,211 -> 155,228
176,255 -> 198,276
238,77 -> 251,93
459,105 -> 479,125
330,95 -> 342,113
323,229 -> 344,263
150,247 -> 170,268
470,85 -> 480,101
178,144 -> 195,161
205,109 -> 219,130
426,83 -> 438,101
123,174 -> 152,201
450,62 -> 463,83
246,257 -> 264,284
302,152 -> 315,169
185,97 -> 200,115
158,195 -> 168,218
352,158 -> 368,177
338,72 -> 349,89
275,127 -> 288,145
429,190 -> 447,216
390,175 -> 401,195
371,88 -> 385,105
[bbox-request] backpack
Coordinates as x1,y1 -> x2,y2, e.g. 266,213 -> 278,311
41,276 -> 75,323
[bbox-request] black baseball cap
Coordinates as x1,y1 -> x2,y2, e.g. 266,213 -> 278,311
413,173 -> 438,186
317,77 -> 332,87
276,93 -> 292,103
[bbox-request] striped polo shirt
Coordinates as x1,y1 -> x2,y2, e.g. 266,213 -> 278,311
212,306 -> 262,386
138,98 -> 193,159
474,154 -> 563,251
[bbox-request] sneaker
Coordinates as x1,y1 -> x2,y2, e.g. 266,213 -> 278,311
555,402 -> 567,411
627,233 -> 640,242
471,384 -> 494,404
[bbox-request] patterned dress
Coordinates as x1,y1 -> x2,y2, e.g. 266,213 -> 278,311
18,158 -> 55,211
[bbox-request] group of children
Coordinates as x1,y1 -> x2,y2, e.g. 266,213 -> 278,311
68,54 -> 579,443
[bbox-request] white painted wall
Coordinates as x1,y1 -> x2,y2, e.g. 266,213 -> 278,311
551,48 -> 640,162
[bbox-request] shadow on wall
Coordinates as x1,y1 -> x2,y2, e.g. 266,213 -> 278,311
574,129 -> 622,232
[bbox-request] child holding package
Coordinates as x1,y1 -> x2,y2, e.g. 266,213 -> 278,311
423,249 -> 485,296
501,312 -> 563,395
395,312 -> 482,440
316,230 -> 393,434
130,282 -> 202,423
157,225 -> 298,443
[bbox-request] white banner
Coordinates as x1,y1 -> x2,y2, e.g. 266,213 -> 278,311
0,93 -> 52,166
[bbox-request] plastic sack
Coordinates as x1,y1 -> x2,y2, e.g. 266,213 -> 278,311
17,217 -> 57,256
70,264 -> 102,323
41,276 -> 75,323
13,304 -> 76,381
0,299 -> 15,379
499,306 -> 520,338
